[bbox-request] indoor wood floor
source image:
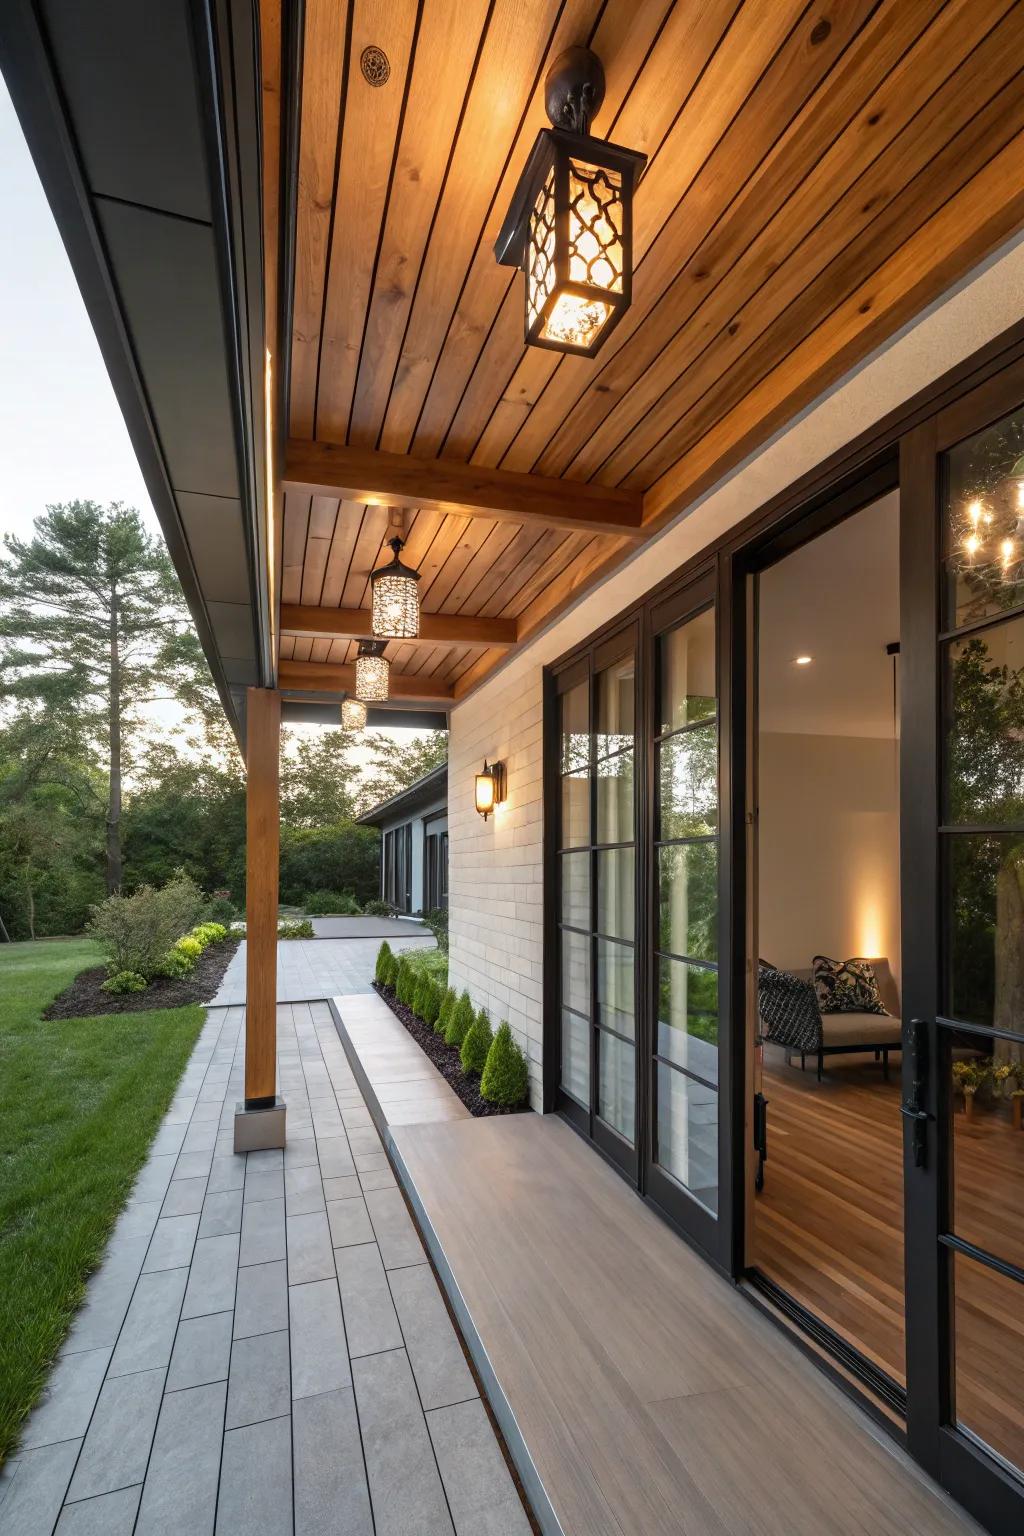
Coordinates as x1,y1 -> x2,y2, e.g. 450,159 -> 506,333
752,1047 -> 1024,1474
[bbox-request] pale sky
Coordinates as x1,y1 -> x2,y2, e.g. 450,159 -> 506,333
0,75 -> 438,776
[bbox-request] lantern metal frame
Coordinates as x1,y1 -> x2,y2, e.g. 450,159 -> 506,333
370,536 -> 421,639
474,758 -> 507,821
494,50 -> 646,358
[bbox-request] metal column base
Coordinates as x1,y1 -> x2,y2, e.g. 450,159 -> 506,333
233,1097 -> 287,1152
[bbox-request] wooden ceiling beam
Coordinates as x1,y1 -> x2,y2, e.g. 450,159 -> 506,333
278,658 -> 454,701
283,440 -> 645,538
280,603 -> 517,649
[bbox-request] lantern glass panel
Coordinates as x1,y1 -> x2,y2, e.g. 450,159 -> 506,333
527,165 -> 557,335
355,653 -> 389,702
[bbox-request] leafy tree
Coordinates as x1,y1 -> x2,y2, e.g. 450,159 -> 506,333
358,728 -> 447,811
0,502 -> 212,892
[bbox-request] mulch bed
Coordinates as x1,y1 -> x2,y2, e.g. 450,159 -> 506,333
373,982 -> 531,1118
44,938 -> 241,1019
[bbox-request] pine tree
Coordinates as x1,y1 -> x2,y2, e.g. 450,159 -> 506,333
436,987 -> 457,1036
444,991 -> 474,1048
460,1007 -> 493,1075
0,502 -> 209,892
480,1022 -> 529,1106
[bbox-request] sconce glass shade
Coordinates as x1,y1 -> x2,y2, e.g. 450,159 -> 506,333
474,759 -> 506,820
355,652 -> 389,703
370,538 -> 421,639
341,697 -> 367,730
496,127 -> 646,358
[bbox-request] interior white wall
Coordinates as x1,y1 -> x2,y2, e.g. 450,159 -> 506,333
756,733 -> 901,987
447,232 -> 1024,1111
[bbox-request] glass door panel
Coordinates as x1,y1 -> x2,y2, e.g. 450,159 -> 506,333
649,599 -> 722,1233
554,636 -> 639,1176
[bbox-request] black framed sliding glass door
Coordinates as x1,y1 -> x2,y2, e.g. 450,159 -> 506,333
554,626 -> 639,1178
902,386 -> 1024,1532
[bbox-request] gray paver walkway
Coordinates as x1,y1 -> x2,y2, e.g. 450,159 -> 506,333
0,1000 -> 530,1536
213,922 -> 433,1005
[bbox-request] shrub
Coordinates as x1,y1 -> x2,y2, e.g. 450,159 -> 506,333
420,982 -> 441,1028
364,898 -> 395,917
303,889 -> 361,916
381,951 -> 399,990
155,947 -> 195,979
278,918 -> 315,939
420,907 -> 449,952
100,970 -> 147,995
460,1007 -> 493,1076
444,991 -> 474,1049
411,976 -> 430,1019
480,1022 -> 529,1107
437,987 -> 457,1036
174,935 -> 204,962
88,869 -> 205,980
375,941 -> 393,985
205,889 -> 237,925
191,921 -> 227,946
396,956 -> 417,1008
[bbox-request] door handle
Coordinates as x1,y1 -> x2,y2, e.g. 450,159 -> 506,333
901,1017 -> 932,1168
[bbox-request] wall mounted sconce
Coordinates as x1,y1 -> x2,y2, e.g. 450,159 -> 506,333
475,759 -> 507,820
341,697 -> 367,731
494,47 -> 647,357
371,536 -> 421,638
355,639 -> 389,702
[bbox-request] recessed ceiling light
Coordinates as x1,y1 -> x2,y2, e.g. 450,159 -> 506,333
793,655 -> 814,666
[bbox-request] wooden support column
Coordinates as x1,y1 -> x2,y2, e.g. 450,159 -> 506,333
241,687 -> 283,1135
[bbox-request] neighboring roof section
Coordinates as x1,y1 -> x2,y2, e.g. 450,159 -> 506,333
357,763 -> 448,827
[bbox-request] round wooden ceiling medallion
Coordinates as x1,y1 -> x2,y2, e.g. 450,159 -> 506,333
360,46 -> 390,87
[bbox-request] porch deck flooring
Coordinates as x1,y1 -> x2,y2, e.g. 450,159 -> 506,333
390,1112 -> 983,1536
0,1002 -> 529,1536
213,924 -> 433,1004
332,992 -> 469,1129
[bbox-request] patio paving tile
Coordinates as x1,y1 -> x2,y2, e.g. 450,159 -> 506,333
286,1210 -> 335,1284
216,1415 -> 293,1536
181,1233 -> 240,1318
17,1347 -> 111,1449
198,1186 -> 244,1237
364,1187 -> 424,1270
427,1399 -> 533,1536
243,1168 -> 284,1204
56,1484 -> 142,1535
240,1195 -> 286,1266
165,1309 -> 232,1390
334,1243 -> 403,1358
289,1278 -> 350,1399
135,1380 -> 225,1536
0,1440 -> 82,1536
388,1263 -> 477,1412
66,1366 -> 164,1501
233,1260 -> 288,1339
161,1175 -> 208,1217
353,1349 -> 455,1536
292,1388 -> 372,1536
326,1195 -> 374,1249
143,1213 -> 199,1273
225,1330 -> 291,1429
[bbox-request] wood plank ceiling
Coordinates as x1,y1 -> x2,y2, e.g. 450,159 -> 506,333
278,0 -> 1024,705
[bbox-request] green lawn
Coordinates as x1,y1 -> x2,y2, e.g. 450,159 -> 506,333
0,939 -> 205,1465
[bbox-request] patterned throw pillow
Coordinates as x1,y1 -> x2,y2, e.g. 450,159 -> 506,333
812,956 -> 888,1015
757,966 -> 822,1051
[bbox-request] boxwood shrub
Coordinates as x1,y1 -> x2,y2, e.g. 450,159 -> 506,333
444,991 -> 474,1049
460,1006 -> 493,1075
480,1022 -> 529,1107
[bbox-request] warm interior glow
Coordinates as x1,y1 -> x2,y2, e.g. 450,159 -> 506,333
539,290 -> 612,349
793,655 -> 813,666
372,571 -> 419,639
475,770 -> 496,816
1001,537 -> 1016,569
963,532 -> 981,558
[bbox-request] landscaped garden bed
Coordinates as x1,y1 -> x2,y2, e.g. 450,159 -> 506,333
45,933 -> 239,1018
373,942 -> 531,1118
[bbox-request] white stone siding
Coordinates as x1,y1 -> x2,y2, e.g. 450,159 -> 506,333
447,232 -> 1024,1115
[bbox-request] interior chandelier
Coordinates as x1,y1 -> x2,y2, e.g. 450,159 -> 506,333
354,640 -> 389,703
341,697 -> 367,731
371,536 -> 420,639
957,453 -> 1024,577
495,47 -> 646,357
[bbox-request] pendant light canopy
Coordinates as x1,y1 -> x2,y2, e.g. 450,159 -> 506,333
355,639 -> 390,703
494,48 -> 646,357
341,697 -> 367,730
371,536 -> 421,639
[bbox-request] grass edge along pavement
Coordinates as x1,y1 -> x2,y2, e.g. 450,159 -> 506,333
0,938 -> 205,1465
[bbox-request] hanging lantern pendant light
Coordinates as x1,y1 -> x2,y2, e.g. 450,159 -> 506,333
355,639 -> 390,702
341,697 -> 367,730
494,47 -> 647,358
371,536 -> 421,639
